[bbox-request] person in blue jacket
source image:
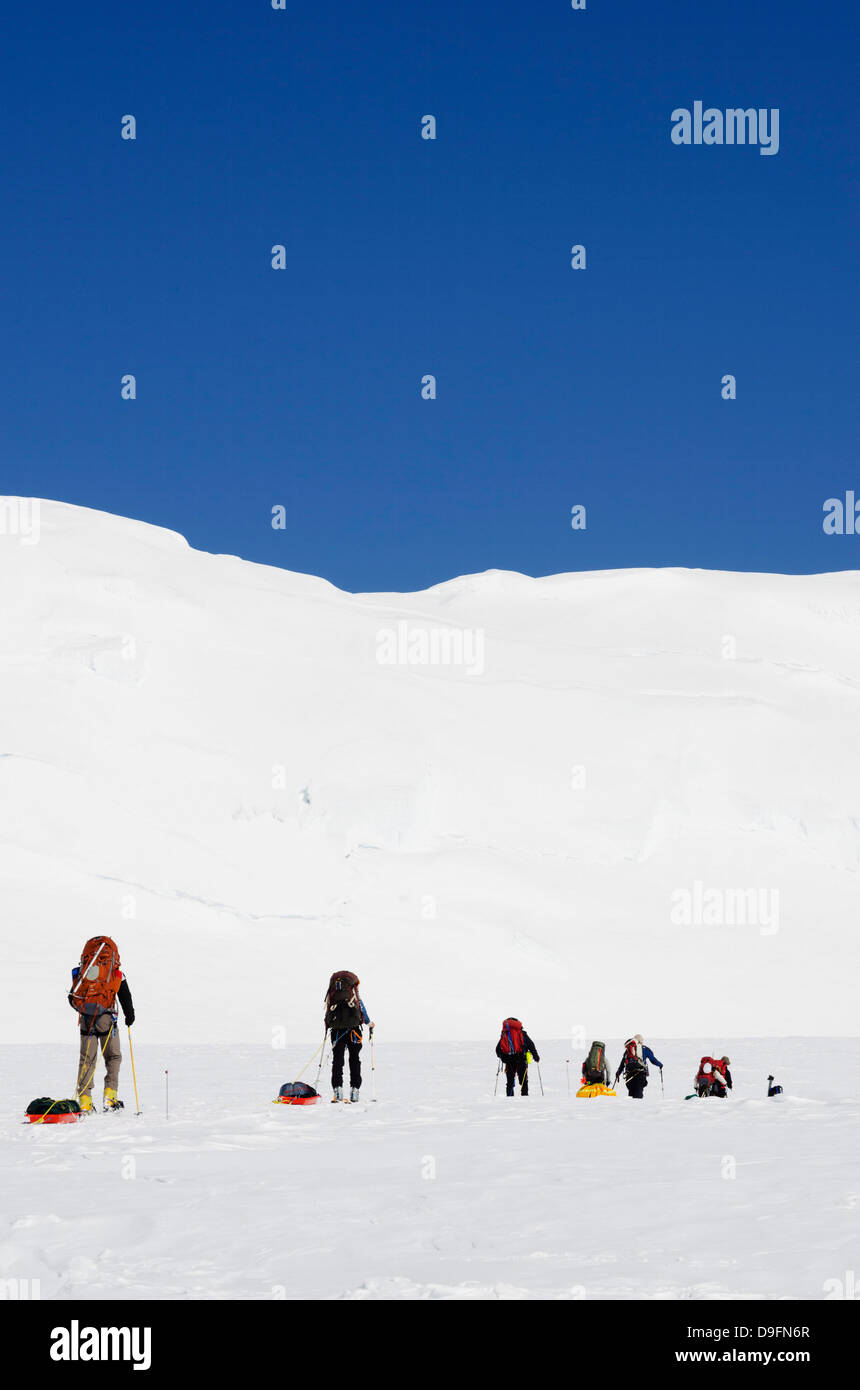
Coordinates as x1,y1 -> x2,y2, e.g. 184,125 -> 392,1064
614,1034 -> 662,1099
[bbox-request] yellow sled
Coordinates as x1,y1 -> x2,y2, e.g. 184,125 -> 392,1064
576,1083 -> 617,1099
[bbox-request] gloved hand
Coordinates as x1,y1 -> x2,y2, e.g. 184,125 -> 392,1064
124,1011 -> 135,1027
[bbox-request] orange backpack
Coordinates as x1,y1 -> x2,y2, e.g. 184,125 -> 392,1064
69,936 -> 122,1025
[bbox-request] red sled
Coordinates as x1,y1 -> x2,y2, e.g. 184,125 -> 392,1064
275,1081 -> 320,1106
27,1112 -> 81,1124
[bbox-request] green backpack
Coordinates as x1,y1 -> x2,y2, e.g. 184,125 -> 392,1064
584,1041 -> 606,1083
26,1097 -> 81,1115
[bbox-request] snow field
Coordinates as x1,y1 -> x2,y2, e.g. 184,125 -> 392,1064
2,1039 -> 857,1300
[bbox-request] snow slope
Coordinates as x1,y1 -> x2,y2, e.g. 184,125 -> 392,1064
1,498 -> 859,1042
2,1039 -> 858,1301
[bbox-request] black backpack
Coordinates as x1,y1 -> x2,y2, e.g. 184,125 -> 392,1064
326,971 -> 362,1031
278,1082 -> 318,1099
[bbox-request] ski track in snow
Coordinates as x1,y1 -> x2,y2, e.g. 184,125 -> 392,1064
2,1041 -> 858,1301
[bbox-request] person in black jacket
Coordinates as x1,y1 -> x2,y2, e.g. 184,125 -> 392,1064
495,1019 -> 540,1096
70,964 -> 135,1112
325,971 -> 374,1102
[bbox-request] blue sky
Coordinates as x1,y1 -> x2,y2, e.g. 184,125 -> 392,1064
3,1 -> 857,591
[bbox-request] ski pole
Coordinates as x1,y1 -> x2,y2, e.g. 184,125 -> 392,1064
128,1026 -> 141,1115
536,1062 -> 544,1096
565,1060 -> 571,1097
660,1067 -> 664,1098
164,1069 -> 169,1120
314,1028 -> 328,1090
370,1025 -> 376,1102
494,1061 -> 501,1096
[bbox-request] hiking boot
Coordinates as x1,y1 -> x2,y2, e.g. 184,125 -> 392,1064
79,1095 -> 94,1112
103,1088 -> 124,1112
332,1087 -> 344,1103
349,1087 -> 360,1103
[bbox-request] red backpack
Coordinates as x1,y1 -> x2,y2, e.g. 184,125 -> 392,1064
498,1018 -> 525,1055
696,1056 -> 726,1085
623,1038 -> 646,1076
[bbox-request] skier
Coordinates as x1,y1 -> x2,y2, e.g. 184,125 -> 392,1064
495,1018 -> 540,1096
69,936 -> 135,1112
581,1040 -> 611,1089
325,971 -> 373,1102
614,1034 -> 662,1099
694,1055 -> 732,1098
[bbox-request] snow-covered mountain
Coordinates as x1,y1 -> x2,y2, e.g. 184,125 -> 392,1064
1,499 -> 858,1042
